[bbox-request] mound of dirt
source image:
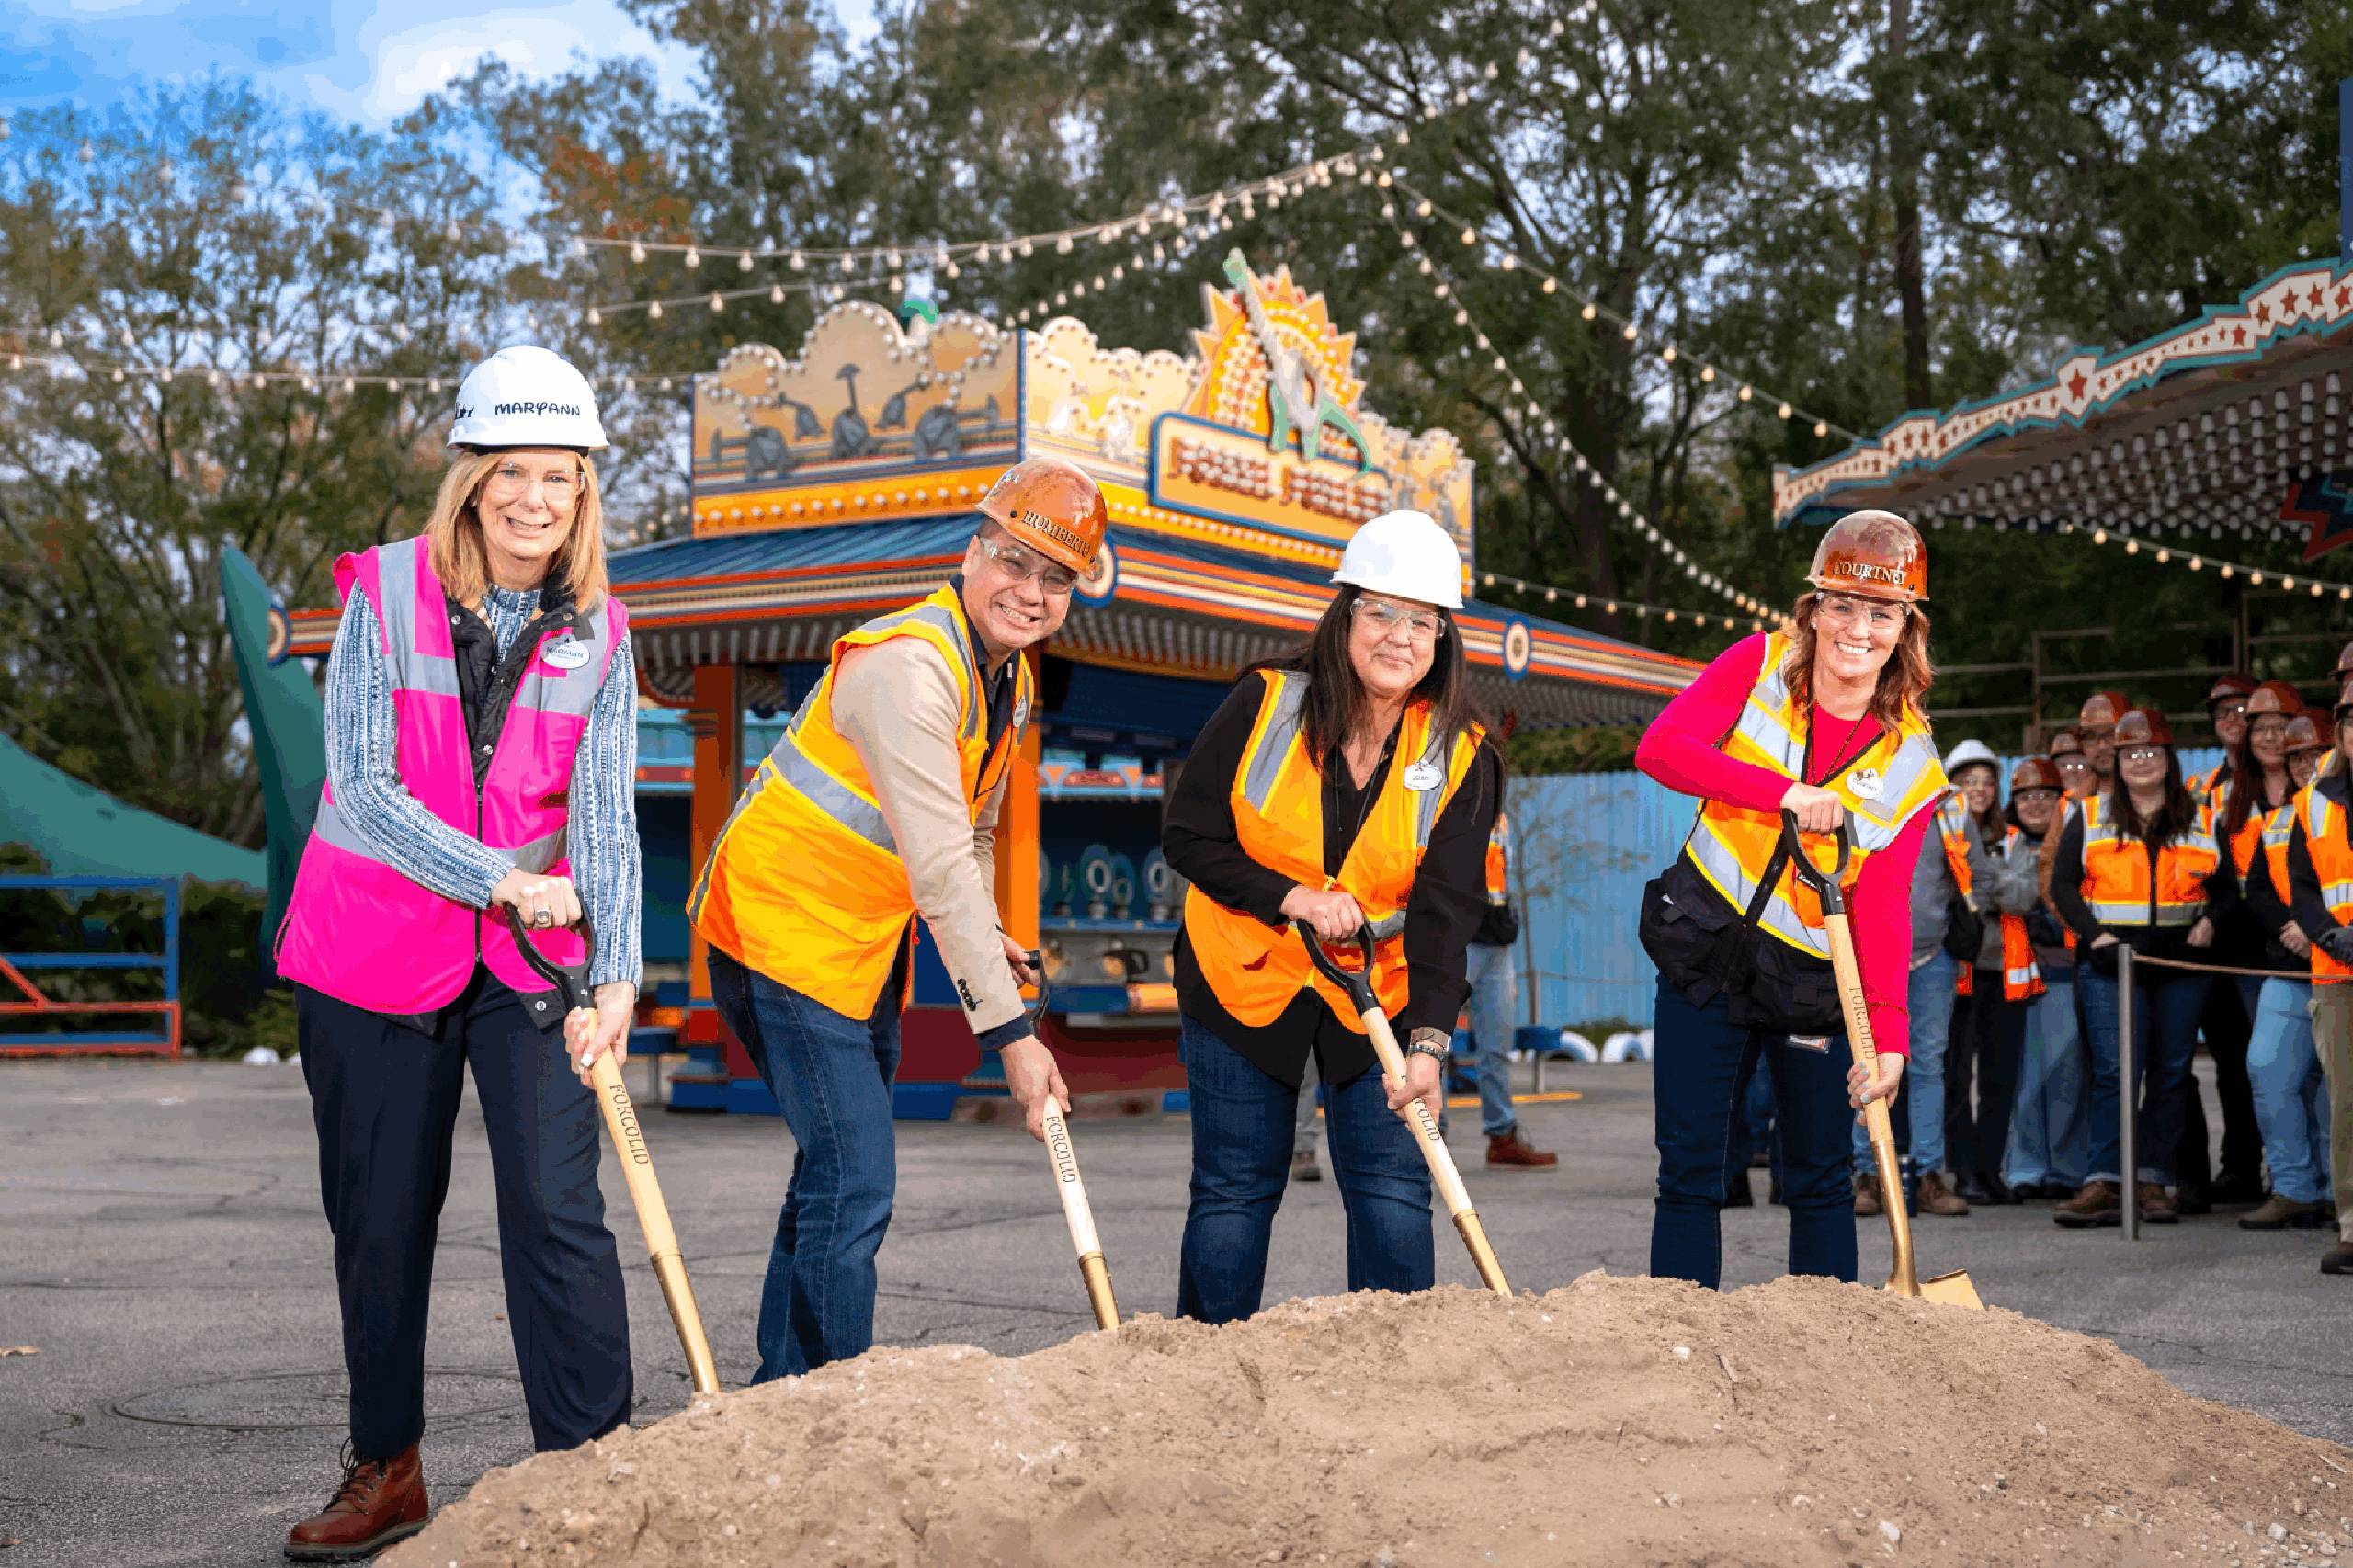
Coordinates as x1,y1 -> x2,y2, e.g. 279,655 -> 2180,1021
391,1274 -> 2351,1567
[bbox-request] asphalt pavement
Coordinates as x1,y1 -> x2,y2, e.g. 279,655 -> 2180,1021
3,1055 -> 2347,1567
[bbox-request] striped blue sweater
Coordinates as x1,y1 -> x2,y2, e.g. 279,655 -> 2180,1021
321,583 -> 643,993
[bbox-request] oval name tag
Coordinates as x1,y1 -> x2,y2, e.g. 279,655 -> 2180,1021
1847,766 -> 1884,801
541,637 -> 591,671
1402,759 -> 1446,791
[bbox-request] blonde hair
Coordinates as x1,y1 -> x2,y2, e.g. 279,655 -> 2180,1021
1780,590 -> 1935,731
425,449 -> 609,611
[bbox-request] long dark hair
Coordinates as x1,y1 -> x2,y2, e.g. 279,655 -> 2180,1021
2220,721 -> 2291,840
2106,747 -> 2199,849
1252,583 -> 1490,775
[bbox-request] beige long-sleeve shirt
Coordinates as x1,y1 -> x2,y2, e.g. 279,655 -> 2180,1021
829,636 -> 1027,1043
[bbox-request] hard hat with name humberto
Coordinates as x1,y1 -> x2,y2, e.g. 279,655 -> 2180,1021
2010,756 -> 2064,793
1807,510 -> 1927,602
2078,690 -> 2132,731
977,456 -> 1108,575
2244,680 -> 2305,720
1332,509 -> 1466,610
2205,673 -> 2257,710
448,345 -> 608,451
1943,739 -> 2000,779
2113,707 -> 2174,750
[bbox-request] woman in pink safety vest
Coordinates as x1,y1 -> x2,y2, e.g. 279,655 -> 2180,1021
273,347 -> 644,1563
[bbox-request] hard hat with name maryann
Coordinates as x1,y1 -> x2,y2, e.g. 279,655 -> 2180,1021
2010,756 -> 2063,793
2113,706 -> 2174,750
977,456 -> 1108,574
2204,673 -> 2256,710
448,345 -> 608,451
1807,510 -> 1927,602
2244,680 -> 2305,720
1943,738 -> 2000,779
2078,690 -> 2132,731
2046,727 -> 2084,759
1333,509 -> 1465,609
2284,714 -> 2324,756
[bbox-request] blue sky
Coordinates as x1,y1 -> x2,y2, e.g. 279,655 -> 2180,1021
4,0 -> 875,125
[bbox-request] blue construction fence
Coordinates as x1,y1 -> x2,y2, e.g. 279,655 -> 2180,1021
1510,747 -> 2222,1033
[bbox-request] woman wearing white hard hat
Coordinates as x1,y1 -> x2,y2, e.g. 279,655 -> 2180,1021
1162,508 -> 1501,1320
1938,737 -> 2043,1208
273,345 -> 642,1560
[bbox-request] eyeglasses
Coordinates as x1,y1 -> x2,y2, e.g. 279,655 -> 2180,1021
1351,597 -> 1445,642
486,463 -> 579,503
2118,745 -> 2166,765
2247,718 -> 2291,741
976,535 -> 1078,595
1814,592 -> 1906,632
2212,699 -> 2248,722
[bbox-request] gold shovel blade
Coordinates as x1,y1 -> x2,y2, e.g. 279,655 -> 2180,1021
1900,1269 -> 1984,1311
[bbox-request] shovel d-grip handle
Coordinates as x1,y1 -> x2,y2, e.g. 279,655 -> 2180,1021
1296,920 -> 1380,1013
1778,809 -> 1853,916
503,904 -> 596,1014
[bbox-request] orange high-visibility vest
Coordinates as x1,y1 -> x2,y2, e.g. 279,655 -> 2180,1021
688,584 -> 1033,1016
1484,812 -> 1510,906
1182,669 -> 1483,1030
1679,631 -> 1948,959
2294,781 -> 2353,984
1946,807 -> 2043,1002
2077,793 -> 2222,930
2260,802 -> 2296,905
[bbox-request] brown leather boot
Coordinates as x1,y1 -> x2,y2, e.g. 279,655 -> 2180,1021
286,1442 -> 428,1562
1853,1172 -> 1882,1216
2136,1181 -> 2179,1225
1915,1170 -> 1970,1217
2053,1178 -> 2123,1228
1486,1127 -> 1557,1168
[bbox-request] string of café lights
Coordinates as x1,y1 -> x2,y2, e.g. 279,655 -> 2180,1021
1370,197 -> 1781,632
1932,513 -> 2353,602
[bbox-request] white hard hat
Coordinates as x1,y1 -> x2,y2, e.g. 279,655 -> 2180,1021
1332,509 -> 1464,610
448,345 -> 608,451
1943,739 -> 2000,778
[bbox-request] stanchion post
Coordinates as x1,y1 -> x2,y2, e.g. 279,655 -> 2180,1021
2118,943 -> 2138,1243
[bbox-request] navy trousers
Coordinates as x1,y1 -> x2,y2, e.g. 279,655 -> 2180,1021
298,971 -> 632,1459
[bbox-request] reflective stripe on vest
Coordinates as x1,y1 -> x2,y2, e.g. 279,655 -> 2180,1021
1484,812 -> 1510,906
2302,783 -> 2353,983
2261,804 -> 2296,905
274,536 -> 623,1015
688,583 -> 1032,1017
1954,826 -> 2044,1003
2078,791 -> 2220,928
1679,631 -> 1949,958
1182,669 -> 1483,1030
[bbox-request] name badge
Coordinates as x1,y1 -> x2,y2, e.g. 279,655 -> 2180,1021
1785,1034 -> 1831,1053
1402,759 -> 1446,791
540,637 -> 590,671
1847,766 -> 1883,801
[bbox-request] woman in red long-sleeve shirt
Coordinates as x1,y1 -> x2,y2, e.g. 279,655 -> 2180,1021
1633,511 -> 1949,1289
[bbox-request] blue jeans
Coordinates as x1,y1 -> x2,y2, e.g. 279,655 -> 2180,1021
2079,963 -> 2211,1186
2248,976 -> 2330,1203
1651,981 -> 1858,1289
1467,942 -> 1519,1137
2006,975 -> 2088,1188
1854,949 -> 1960,1174
708,948 -> 904,1383
1177,1014 -> 1433,1323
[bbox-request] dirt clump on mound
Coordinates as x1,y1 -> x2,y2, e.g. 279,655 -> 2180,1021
391,1273 -> 2352,1567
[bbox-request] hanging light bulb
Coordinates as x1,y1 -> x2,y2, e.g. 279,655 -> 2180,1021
737,250 -> 755,272
683,246 -> 701,268
790,250 -> 806,270
769,282 -> 785,303
709,292 -> 724,312
629,240 -> 646,264
586,308 -> 602,326
648,301 -> 664,319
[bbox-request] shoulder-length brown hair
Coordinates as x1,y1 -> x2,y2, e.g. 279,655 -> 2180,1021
1249,584 -> 1493,776
425,449 -> 609,611
2219,722 -> 2290,840
1779,590 -> 1934,731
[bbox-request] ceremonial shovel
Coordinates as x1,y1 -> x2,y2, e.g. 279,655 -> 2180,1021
506,908 -> 724,1391
1023,952 -> 1120,1330
1298,923 -> 1511,1297
1779,812 -> 1984,1309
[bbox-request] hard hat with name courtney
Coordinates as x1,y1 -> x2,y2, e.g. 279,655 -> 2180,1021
1807,509 -> 1927,602
449,346 -> 608,451
977,456 -> 1108,574
1943,739 -> 2000,778
1333,510 -> 1465,609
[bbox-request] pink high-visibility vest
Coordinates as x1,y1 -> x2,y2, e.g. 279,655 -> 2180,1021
275,536 -> 627,1016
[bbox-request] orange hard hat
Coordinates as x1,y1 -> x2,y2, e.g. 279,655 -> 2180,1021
2336,676 -> 2353,722
2336,640 -> 2353,678
2205,673 -> 2256,710
2113,706 -> 2173,749
2046,727 -> 2083,758
1808,510 -> 1927,602
977,456 -> 1108,574
2078,690 -> 2132,730
2284,714 -> 2324,754
2010,756 -> 2063,793
2244,680 -> 2305,719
